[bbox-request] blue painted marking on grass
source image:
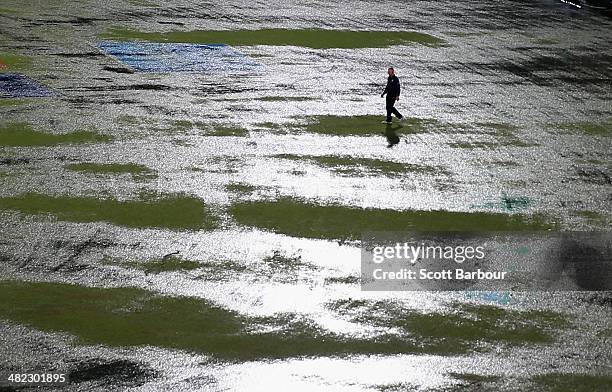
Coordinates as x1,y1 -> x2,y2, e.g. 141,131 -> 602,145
0,73 -> 54,98
463,291 -> 517,305
97,41 -> 263,72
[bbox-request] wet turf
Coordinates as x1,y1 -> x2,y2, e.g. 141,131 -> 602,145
0,193 -> 216,230
205,126 -> 249,137
273,154 -> 443,177
328,300 -> 569,351
256,96 -> 315,102
225,182 -> 258,195
65,163 -> 157,179
549,121 -> 611,136
0,281 -> 474,361
530,373 -> 612,392
0,98 -> 30,107
104,255 -> 201,274
230,198 -> 556,240
297,115 -> 438,136
102,28 -> 446,48
0,123 -> 113,146
0,53 -> 30,73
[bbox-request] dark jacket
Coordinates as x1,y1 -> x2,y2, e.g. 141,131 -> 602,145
383,75 -> 400,98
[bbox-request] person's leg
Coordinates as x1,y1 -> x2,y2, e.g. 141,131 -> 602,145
387,97 -> 403,119
392,106 -> 403,119
385,97 -> 393,122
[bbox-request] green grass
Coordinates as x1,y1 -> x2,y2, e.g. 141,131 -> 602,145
0,281 -> 476,361
0,98 -> 30,107
205,127 -> 249,137
0,193 -> 216,230
549,121 -> 611,136
102,28 -> 445,48
230,198 -> 557,241
0,53 -> 30,72
531,373 -> 612,392
296,115 -> 438,136
328,300 -> 568,351
273,154 -> 442,177
65,163 -> 157,179
0,123 -> 113,146
225,182 -> 258,194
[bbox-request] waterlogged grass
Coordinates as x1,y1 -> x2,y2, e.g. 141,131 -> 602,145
0,53 -> 30,72
104,255 -> 201,274
256,96 -> 315,102
534,38 -> 560,45
65,163 -> 156,179
549,121 -> 611,136
102,28 -> 445,48
598,327 -> 612,338
0,193 -> 216,230
163,120 -> 248,137
0,281 -> 475,361
274,153 -> 441,177
0,98 -> 30,107
531,373 -> 612,392
230,198 -> 556,240
297,115 -> 439,136
260,117 -> 526,138
225,182 -> 257,195
0,123 -> 112,146
449,373 -> 501,383
205,127 -> 249,137
449,138 -> 536,149
327,300 -> 568,351
374,382 -> 417,391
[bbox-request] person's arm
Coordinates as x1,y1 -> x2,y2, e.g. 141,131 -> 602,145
381,80 -> 389,97
396,79 -> 400,100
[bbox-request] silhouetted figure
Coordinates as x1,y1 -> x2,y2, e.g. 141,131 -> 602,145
381,67 -> 403,123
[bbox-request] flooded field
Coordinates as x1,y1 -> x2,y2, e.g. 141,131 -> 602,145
0,0 -> 611,391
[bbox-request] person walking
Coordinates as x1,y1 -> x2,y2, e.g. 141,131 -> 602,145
380,67 -> 403,123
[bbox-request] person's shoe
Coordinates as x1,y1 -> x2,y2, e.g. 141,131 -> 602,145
399,117 -> 408,122
381,119 -> 392,124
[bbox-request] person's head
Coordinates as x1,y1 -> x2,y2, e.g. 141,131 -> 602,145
388,67 -> 395,76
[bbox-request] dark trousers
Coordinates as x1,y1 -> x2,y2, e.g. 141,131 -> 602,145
386,96 -> 403,122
